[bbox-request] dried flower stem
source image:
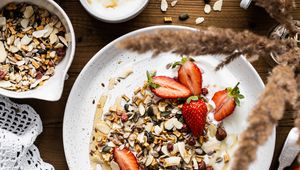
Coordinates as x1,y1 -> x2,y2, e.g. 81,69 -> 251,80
255,0 -> 297,34
119,28 -> 297,62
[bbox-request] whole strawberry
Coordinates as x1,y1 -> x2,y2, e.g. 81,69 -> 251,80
182,97 -> 208,137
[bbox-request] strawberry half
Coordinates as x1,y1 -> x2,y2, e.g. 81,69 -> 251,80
212,82 -> 244,121
176,58 -> 202,95
182,97 -> 208,137
113,147 -> 139,170
147,71 -> 192,99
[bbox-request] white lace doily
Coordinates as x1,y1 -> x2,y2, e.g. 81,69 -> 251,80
0,96 -> 54,170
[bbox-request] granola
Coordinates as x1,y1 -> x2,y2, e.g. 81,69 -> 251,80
90,73 -> 239,170
0,3 -> 70,91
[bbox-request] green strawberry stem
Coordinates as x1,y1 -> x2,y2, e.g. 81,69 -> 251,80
146,71 -> 160,89
171,56 -> 194,68
227,82 -> 244,106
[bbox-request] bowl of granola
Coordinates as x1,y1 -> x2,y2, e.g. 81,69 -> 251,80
63,26 -> 275,170
0,0 -> 75,101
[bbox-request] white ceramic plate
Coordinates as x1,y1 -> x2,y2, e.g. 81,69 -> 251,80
63,26 -> 275,170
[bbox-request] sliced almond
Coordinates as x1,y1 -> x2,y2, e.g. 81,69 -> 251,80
20,19 -> 29,29
154,125 -> 162,135
7,35 -> 15,45
95,121 -> 111,134
164,157 -> 181,167
43,24 -> 54,38
0,41 -> 7,62
50,33 -> 58,45
0,17 -> 6,27
24,6 -> 34,18
145,155 -> 154,166
145,122 -> 154,132
204,4 -> 212,14
21,35 -> 32,46
32,29 -> 48,38
213,0 -> 223,11
161,0 -> 168,12
195,17 -> 205,25
0,81 -> 12,88
171,0 -> 178,7
58,36 -> 68,47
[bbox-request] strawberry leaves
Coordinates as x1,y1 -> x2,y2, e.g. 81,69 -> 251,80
226,82 -> 245,106
146,71 -> 160,89
170,56 -> 195,69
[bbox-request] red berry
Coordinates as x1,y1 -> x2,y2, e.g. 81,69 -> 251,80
182,100 -> 208,137
113,147 -> 139,170
167,143 -> 174,152
212,83 -> 244,121
121,113 -> 128,122
150,76 -> 192,99
178,60 -> 203,95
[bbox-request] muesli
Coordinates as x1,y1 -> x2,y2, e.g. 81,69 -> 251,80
90,57 -> 244,170
0,3 -> 70,91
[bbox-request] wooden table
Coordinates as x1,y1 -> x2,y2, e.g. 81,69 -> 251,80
14,0 -> 300,169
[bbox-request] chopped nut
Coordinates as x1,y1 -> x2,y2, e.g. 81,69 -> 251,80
223,152 -> 230,163
164,17 -> 173,23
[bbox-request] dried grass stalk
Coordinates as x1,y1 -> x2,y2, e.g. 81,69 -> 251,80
296,75 -> 300,144
119,28 -> 297,64
255,0 -> 297,34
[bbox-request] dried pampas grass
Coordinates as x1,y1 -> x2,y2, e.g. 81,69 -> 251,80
232,64 -> 297,170
255,0 -> 297,34
119,27 -> 297,70
118,27 -> 300,169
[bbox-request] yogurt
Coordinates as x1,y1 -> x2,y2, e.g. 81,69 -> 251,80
87,0 -> 146,21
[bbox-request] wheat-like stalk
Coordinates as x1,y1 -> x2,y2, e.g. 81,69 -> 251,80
255,0 -> 297,34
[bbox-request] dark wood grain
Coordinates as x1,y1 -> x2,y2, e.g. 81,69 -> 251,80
13,0 -> 300,169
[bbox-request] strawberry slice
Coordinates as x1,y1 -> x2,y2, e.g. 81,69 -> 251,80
147,71 -> 192,99
212,82 -> 244,121
176,58 -> 202,95
182,97 -> 208,137
113,147 -> 139,170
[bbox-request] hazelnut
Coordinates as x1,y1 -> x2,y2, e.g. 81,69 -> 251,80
187,136 -> 196,146
201,88 -> 209,96
181,123 -> 190,133
206,166 -> 214,170
198,160 -> 206,170
216,127 -> 227,141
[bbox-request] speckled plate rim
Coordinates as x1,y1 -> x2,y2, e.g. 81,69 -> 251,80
63,25 -> 276,170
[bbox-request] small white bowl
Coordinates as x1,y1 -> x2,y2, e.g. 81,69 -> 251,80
0,0 -> 76,101
79,0 -> 149,23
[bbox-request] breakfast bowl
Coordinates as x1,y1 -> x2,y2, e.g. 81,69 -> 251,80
0,0 -> 76,101
79,0 -> 149,23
